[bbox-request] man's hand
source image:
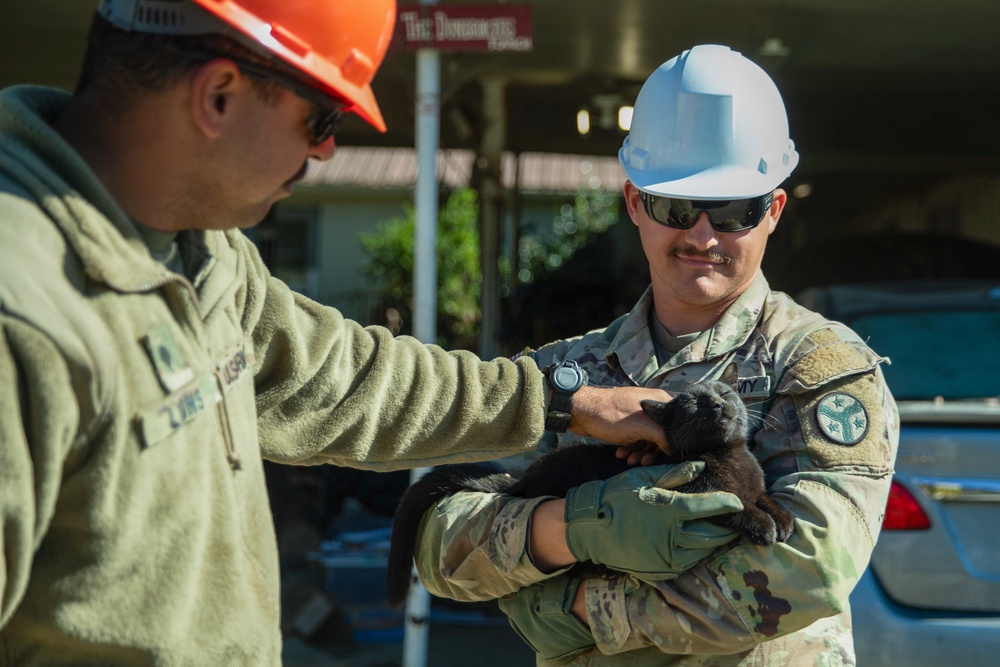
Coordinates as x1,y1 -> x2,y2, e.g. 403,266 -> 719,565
569,385 -> 673,455
563,462 -> 743,579
526,462 -> 743,580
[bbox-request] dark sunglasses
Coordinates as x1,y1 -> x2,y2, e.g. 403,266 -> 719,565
639,191 -> 774,233
175,47 -> 350,145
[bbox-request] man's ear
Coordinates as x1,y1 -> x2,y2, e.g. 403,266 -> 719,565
766,188 -> 788,234
189,59 -> 242,139
623,180 -> 644,228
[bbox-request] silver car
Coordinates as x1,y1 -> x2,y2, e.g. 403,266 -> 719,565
796,281 -> 1000,665
798,281 -> 1000,667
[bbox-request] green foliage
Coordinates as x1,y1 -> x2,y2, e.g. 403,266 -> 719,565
515,188 -> 619,286
359,188 -> 482,347
359,184 -> 619,348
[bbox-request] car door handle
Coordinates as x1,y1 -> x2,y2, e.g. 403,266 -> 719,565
912,477 -> 1000,502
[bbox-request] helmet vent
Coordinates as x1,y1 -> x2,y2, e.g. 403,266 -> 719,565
137,5 -> 185,28
630,146 -> 649,171
758,158 -> 768,174
98,0 -> 219,35
341,48 -> 375,86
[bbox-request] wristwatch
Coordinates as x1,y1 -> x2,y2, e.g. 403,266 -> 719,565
544,360 -> 588,432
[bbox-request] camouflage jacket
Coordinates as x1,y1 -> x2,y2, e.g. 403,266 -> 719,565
415,274 -> 900,666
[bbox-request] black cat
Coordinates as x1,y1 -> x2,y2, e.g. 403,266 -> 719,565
385,378 -> 794,608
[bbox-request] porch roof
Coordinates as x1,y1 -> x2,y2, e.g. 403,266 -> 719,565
303,147 -> 627,195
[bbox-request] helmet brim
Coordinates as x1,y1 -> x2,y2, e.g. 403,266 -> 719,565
620,148 -> 798,200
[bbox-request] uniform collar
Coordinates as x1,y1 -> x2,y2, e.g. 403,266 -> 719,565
607,271 -> 771,383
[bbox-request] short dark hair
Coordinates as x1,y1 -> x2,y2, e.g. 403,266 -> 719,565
74,14 -> 283,107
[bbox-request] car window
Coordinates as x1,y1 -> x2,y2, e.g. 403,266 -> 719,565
850,310 -> 1000,400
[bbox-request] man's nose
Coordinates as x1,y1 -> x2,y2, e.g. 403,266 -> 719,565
684,212 -> 718,246
310,136 -> 336,162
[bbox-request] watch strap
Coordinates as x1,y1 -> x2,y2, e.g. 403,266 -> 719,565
545,391 -> 574,432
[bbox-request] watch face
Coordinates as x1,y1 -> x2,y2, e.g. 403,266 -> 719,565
552,363 -> 585,392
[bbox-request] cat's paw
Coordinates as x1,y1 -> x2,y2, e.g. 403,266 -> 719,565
772,508 -> 795,543
745,515 -> 778,546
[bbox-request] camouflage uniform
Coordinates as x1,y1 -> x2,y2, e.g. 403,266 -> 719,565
415,273 -> 899,666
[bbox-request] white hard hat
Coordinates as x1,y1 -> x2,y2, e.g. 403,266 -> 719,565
619,44 -> 799,200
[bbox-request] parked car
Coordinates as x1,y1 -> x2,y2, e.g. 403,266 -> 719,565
796,280 -> 1000,665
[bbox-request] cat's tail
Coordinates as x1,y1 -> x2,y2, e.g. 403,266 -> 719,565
385,462 -> 516,608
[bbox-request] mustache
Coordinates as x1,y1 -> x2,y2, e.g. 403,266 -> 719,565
673,245 -> 733,266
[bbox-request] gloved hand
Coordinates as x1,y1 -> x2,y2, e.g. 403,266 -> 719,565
564,461 -> 743,579
498,574 -> 592,660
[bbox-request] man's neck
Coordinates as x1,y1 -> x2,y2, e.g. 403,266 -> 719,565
651,299 -> 732,337
53,93 -> 189,232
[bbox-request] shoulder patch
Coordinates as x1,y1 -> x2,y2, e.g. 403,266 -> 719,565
794,374 -> 891,470
816,392 -> 869,445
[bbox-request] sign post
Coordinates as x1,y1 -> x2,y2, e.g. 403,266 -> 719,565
397,4 -> 533,52
404,3 -> 440,667
399,7 -> 532,665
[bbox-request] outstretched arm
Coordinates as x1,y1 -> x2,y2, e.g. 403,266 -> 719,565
241,232 -> 672,469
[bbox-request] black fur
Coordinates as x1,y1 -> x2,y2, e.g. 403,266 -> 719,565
385,377 -> 794,608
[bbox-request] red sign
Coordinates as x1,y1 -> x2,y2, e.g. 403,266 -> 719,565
396,5 -> 533,52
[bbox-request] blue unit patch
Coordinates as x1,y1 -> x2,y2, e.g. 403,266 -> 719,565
816,392 -> 869,445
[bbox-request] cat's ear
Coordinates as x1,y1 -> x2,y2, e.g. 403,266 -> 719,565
719,362 -> 739,390
640,398 -> 673,423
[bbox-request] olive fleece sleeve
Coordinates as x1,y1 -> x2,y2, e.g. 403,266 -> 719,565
0,314 -> 85,627
231,232 -> 548,471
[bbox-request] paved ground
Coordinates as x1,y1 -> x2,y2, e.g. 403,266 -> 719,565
283,612 -> 537,666
274,481 -> 538,666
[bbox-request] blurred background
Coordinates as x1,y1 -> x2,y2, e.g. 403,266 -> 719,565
5,1 -> 1000,664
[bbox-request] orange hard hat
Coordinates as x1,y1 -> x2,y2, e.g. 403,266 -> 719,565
98,0 -> 396,132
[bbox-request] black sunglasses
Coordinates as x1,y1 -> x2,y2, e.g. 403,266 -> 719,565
175,47 -> 350,145
639,191 -> 774,233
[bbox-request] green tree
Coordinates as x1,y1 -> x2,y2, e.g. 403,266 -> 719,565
359,188 -> 482,348
513,187 -> 619,287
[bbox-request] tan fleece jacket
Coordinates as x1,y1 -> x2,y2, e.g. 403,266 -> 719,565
0,86 -> 545,666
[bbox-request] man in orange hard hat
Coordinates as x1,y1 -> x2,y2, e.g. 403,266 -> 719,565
0,1 -> 727,664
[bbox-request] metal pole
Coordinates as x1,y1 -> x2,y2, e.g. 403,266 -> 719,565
477,76 -> 507,361
403,1 -> 438,666
412,9 -> 439,348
